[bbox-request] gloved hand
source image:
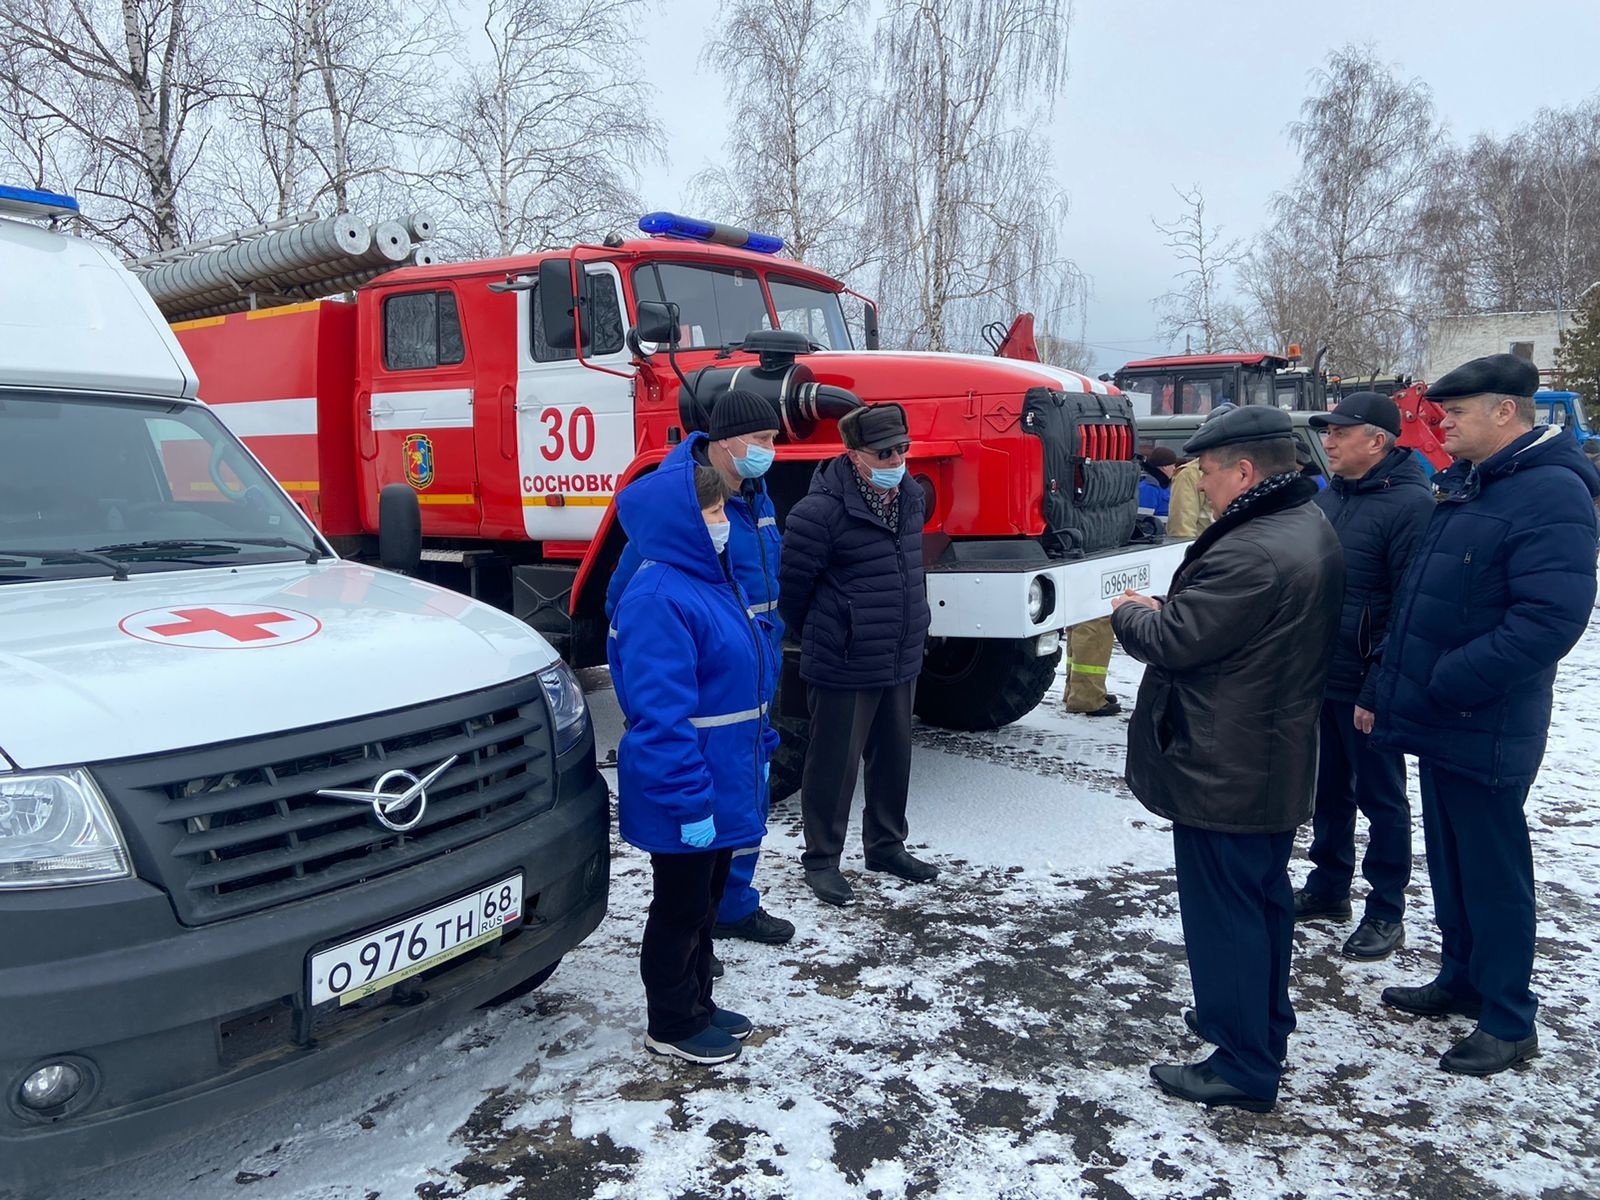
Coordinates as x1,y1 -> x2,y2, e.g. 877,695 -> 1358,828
680,816 -> 716,848
763,762 -> 770,783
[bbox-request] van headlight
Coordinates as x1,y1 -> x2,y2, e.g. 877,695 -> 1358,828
0,769 -> 132,889
538,662 -> 591,756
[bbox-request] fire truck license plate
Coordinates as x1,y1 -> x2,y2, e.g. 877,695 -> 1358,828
309,874 -> 522,1007
1100,563 -> 1151,600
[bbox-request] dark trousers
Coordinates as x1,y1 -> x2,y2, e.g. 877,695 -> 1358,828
1419,761 -> 1538,1040
641,849 -> 732,1042
800,681 -> 915,872
1172,822 -> 1296,1103
1305,699 -> 1412,922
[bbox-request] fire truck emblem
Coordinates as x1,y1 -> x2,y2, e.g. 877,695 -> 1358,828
403,433 -> 435,490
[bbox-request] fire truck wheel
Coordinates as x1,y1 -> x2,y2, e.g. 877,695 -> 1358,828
767,714 -> 810,804
914,637 -> 1063,731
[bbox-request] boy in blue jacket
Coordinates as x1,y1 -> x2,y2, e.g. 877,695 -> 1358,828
609,457 -> 779,1065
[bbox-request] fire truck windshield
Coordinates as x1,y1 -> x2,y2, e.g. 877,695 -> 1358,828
0,390 -> 322,582
633,262 -> 774,349
768,276 -> 853,349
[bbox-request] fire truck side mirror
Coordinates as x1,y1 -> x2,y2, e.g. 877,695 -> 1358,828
862,304 -> 880,350
633,300 -> 680,348
538,259 -> 580,350
378,483 -> 423,576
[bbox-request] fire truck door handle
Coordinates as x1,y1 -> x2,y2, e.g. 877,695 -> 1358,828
358,390 -> 377,461
499,384 -> 516,459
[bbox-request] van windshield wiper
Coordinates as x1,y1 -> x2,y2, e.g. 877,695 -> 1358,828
0,547 -> 131,581
92,537 -> 324,565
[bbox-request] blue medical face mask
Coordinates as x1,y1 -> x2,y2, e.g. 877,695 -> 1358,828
732,438 -> 775,479
869,464 -> 906,489
707,519 -> 731,552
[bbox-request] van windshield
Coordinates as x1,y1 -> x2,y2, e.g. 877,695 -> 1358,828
0,391 -> 323,583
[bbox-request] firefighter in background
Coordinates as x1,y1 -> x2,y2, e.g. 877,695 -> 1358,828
1062,618 -> 1119,717
607,390 -> 794,951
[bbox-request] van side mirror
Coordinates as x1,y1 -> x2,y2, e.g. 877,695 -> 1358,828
378,483 -> 422,575
539,259 -> 578,349
633,300 -> 680,346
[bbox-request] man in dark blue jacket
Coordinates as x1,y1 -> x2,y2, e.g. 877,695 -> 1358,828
779,402 -> 935,907
1296,393 -> 1435,961
607,390 -> 793,947
1372,354 -> 1600,1076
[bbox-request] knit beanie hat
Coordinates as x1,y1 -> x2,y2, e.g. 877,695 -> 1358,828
709,389 -> 780,440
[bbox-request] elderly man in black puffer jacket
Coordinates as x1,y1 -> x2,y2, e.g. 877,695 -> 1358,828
1294,393 -> 1435,962
779,402 -> 934,908
1112,405 -> 1344,1114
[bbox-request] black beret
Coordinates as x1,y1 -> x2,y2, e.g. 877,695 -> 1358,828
1182,404 -> 1293,456
838,402 -> 909,451
708,389 -> 780,440
1309,391 -> 1402,436
1426,353 -> 1539,401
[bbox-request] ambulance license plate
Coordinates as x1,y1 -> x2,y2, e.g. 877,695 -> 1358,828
309,874 -> 522,1007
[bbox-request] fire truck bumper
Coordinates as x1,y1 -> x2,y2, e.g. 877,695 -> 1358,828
925,539 -> 1189,639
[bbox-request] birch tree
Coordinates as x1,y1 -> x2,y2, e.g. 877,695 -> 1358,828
690,0 -> 874,278
860,0 -> 1080,351
0,0 -> 239,252
1245,47 -> 1437,374
421,0 -> 646,258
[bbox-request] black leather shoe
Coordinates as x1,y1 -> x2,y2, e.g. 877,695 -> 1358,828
1293,888 -> 1353,923
1381,981 -> 1481,1018
1342,917 -> 1405,961
1440,1028 -> 1538,1076
864,847 -> 939,883
714,906 -> 796,945
1149,1063 -> 1274,1113
1082,697 -> 1122,717
805,867 -> 855,907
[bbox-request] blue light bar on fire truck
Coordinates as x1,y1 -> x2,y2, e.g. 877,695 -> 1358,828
638,212 -> 784,255
0,184 -> 80,221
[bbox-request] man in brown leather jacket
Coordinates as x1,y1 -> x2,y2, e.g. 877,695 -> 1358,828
1112,405 -> 1344,1113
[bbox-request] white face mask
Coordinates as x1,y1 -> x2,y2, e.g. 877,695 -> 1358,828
707,519 -> 731,552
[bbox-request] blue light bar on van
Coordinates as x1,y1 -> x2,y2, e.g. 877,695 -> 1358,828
0,184 -> 80,221
638,211 -> 784,255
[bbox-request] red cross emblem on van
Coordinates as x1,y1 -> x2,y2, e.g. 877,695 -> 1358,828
119,604 -> 322,648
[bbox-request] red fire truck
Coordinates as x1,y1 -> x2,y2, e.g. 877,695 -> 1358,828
169,214 -> 1187,787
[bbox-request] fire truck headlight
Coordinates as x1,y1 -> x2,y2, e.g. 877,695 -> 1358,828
0,769 -> 132,889
1027,575 -> 1056,624
539,661 -> 591,757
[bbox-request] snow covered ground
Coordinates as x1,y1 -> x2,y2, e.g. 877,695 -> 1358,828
33,620 -> 1600,1200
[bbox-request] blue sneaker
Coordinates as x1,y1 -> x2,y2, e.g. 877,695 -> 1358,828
645,1025 -> 741,1064
709,1007 -> 753,1041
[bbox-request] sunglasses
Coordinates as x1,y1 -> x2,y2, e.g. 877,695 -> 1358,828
862,442 -> 911,461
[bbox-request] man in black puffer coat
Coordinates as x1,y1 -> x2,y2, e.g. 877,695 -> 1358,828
779,403 -> 934,907
1112,405 -> 1344,1114
1371,354 -> 1600,1077
1295,393 -> 1435,962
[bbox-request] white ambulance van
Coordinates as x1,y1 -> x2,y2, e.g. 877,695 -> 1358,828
0,186 -> 609,1190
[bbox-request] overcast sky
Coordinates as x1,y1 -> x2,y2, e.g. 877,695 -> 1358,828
627,0 -> 1600,374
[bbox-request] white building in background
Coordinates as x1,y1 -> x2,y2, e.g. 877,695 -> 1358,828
1424,311 -> 1562,382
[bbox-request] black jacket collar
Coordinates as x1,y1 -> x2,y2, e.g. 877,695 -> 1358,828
1174,474 -> 1320,591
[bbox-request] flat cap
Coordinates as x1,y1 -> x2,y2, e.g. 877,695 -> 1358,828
838,402 -> 909,451
1309,391 -> 1402,436
1426,353 -> 1539,401
1182,404 -> 1293,456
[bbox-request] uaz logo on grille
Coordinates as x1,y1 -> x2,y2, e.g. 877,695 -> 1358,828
315,755 -> 457,832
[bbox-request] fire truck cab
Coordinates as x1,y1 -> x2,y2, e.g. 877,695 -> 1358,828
171,215 -> 1189,754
